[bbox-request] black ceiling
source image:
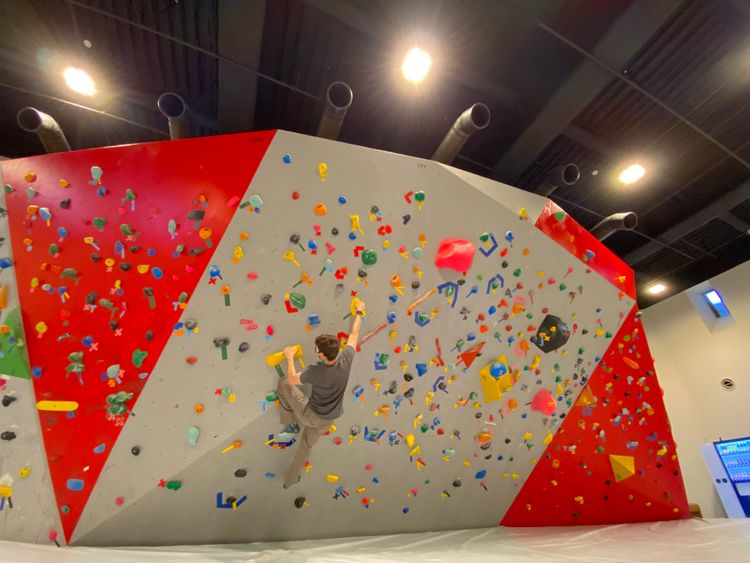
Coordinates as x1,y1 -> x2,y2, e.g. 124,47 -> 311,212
1,0 -> 748,308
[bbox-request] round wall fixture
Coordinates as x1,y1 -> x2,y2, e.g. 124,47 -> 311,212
720,378 -> 735,391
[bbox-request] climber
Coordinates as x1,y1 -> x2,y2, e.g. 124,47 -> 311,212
278,299 -> 366,488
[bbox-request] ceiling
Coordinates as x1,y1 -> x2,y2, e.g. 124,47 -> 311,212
1,0 -> 748,308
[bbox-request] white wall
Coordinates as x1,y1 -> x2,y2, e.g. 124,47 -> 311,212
641,260 -> 750,518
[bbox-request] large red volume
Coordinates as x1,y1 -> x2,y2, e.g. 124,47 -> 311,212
2,131 -> 275,541
502,305 -> 689,525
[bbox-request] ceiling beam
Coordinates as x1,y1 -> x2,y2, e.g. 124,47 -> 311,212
218,0 -> 265,133
299,0 -> 520,108
563,123 -> 626,163
624,179 -> 750,266
493,0 -> 684,182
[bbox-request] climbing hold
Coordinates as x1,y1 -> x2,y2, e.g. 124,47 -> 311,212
434,238 -> 475,272
362,249 -> 378,265
235,469 -> 248,478
283,153 -> 292,164
314,203 -> 328,216
531,389 -> 556,416
294,496 -> 306,508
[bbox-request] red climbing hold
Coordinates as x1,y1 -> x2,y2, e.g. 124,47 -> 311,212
434,238 -> 475,272
531,388 -> 556,416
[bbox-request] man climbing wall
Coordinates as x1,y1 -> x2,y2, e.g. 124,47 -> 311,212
278,299 -> 366,488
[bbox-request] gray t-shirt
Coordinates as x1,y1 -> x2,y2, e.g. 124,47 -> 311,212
301,345 -> 355,420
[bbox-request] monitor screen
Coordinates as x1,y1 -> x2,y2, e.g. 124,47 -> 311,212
715,437 -> 750,483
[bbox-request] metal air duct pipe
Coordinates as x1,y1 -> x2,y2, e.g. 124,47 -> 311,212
590,212 -> 638,241
536,164 -> 580,196
431,103 -> 491,164
17,107 -> 71,153
158,92 -> 191,140
316,82 -> 354,140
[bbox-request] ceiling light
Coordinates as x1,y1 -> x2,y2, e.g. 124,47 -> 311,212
63,66 -> 96,96
647,283 -> 666,295
401,47 -> 431,85
619,164 -> 645,185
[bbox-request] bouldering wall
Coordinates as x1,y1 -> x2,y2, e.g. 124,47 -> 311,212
0,130 -> 688,546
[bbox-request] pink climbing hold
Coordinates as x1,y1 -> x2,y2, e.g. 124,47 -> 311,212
434,238 -> 475,272
531,389 -> 556,416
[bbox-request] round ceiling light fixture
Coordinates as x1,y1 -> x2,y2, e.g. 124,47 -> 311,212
619,163 -> 645,185
647,283 -> 667,295
401,47 -> 432,85
63,66 -> 96,96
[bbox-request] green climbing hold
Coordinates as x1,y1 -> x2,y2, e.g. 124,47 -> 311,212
479,232 -> 490,242
120,223 -> 134,236
554,211 -> 566,221
265,391 -> 279,402
414,191 -> 425,202
49,243 -> 59,255
605,331 -> 613,338
289,292 -> 306,309
469,391 -> 478,401
559,283 -> 567,291
4,184 -> 13,194
420,424 -> 430,433
361,249 -> 378,265
513,268 -> 522,278
132,349 -> 148,368
166,480 -> 182,491
93,217 -> 107,231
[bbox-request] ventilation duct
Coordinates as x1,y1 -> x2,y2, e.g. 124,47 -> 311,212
16,107 -> 71,153
590,212 -> 638,241
431,103 -> 491,164
158,92 -> 191,140
536,164 -> 580,196
316,82 -> 354,141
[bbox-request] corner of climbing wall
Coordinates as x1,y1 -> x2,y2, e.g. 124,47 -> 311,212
1,130 -> 687,546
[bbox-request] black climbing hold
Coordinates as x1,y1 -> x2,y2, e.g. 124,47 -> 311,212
129,245 -> 140,253
505,438 -> 511,444
85,291 -> 99,305
474,412 -> 482,419
581,329 -> 589,335
331,227 -> 339,236
456,279 -> 465,286
411,281 -> 420,289
402,215 -> 411,224
404,388 -> 414,399
261,294 -> 272,305
109,320 -> 119,330
131,446 -> 141,456
294,496 -> 305,508
235,469 -> 247,478
145,330 -> 154,341
183,319 -> 197,331
290,233 -> 300,244
2,395 -> 17,407
1,431 -> 17,441
226,496 -> 237,504
90,253 -> 101,263
335,283 -> 344,292
188,247 -> 204,257
119,262 -> 132,271
404,373 -> 413,382
501,261 -> 508,268
239,342 -> 249,353
480,442 -> 491,450
60,198 -> 71,209
452,479 -> 462,488
358,269 -> 367,278
370,205 -> 379,214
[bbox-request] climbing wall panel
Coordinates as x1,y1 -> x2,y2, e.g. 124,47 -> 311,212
1,132 -> 274,542
501,305 -> 689,525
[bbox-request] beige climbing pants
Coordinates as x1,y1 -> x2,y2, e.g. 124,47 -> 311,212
277,378 -> 330,487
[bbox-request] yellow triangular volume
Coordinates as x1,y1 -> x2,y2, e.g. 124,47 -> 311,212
609,454 -> 635,483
